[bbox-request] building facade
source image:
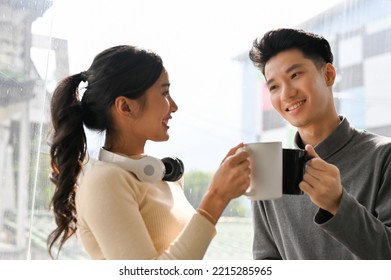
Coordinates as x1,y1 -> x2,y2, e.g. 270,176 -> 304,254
0,0 -> 71,259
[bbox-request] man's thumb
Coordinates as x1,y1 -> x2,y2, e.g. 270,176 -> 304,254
305,144 -> 319,159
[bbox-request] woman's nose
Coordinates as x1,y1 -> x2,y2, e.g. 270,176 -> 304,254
169,96 -> 178,112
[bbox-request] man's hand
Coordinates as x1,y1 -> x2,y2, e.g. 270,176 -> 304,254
299,144 -> 343,215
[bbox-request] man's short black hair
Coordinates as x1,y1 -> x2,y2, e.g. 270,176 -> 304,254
249,28 -> 334,75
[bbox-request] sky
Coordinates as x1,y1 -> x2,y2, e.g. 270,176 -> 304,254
32,0 -> 346,172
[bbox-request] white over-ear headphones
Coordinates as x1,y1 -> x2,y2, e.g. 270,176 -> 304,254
98,148 -> 184,183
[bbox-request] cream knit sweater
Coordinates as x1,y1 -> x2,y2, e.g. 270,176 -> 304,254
75,161 -> 216,259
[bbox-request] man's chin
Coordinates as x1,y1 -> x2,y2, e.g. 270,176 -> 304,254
285,117 -> 308,128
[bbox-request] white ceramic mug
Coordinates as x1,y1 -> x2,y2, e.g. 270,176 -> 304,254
242,141 -> 283,200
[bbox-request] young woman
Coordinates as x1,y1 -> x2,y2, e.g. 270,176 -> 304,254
48,45 -> 251,259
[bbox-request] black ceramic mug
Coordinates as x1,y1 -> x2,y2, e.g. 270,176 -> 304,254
282,148 -> 311,195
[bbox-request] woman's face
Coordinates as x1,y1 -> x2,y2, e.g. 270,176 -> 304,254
130,69 -> 178,144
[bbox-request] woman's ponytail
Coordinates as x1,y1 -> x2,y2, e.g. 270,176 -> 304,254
47,73 -> 87,259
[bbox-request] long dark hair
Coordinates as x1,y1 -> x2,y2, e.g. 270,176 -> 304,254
47,45 -> 163,258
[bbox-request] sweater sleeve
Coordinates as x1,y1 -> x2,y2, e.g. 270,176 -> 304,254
315,160 -> 391,259
77,163 -> 216,260
158,213 -> 216,260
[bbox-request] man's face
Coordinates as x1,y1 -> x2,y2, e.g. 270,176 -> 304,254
264,49 -> 335,129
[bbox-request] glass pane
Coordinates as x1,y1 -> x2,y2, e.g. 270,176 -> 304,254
2,0 -> 390,260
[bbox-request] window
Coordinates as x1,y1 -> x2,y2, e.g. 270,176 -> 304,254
3,0 -> 389,261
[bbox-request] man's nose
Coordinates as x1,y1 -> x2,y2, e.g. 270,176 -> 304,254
281,83 -> 297,99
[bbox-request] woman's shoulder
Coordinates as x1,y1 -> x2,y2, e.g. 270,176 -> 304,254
79,160 -> 185,193
79,161 -> 142,192
84,160 -> 134,177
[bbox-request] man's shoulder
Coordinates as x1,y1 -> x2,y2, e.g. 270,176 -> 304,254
355,128 -> 391,144
351,128 -> 391,157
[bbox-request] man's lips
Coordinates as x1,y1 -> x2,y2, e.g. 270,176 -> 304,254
286,100 -> 306,112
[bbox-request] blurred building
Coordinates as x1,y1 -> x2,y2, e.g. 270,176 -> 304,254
0,0 -> 69,258
238,0 -> 391,146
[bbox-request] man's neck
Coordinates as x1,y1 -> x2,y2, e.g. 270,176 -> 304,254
298,115 -> 341,147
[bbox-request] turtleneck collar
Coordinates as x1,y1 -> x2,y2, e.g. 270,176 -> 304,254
294,116 -> 356,160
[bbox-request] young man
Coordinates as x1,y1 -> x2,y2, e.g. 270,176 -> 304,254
248,28 -> 391,259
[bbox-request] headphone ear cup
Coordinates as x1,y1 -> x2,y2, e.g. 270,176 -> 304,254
161,157 -> 184,182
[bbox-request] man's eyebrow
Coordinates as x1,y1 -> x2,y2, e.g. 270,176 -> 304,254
286,63 -> 303,73
266,78 -> 274,86
266,63 -> 304,86
161,83 -> 170,88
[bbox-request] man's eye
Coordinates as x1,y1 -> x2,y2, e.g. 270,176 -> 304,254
291,72 -> 301,79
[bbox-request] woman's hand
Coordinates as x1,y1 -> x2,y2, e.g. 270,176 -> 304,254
209,143 -> 251,202
197,143 -> 251,224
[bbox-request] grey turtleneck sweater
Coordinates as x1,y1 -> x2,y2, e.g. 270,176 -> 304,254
252,116 -> 391,259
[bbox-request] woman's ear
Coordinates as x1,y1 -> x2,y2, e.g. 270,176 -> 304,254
114,96 -> 134,118
324,63 -> 336,86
